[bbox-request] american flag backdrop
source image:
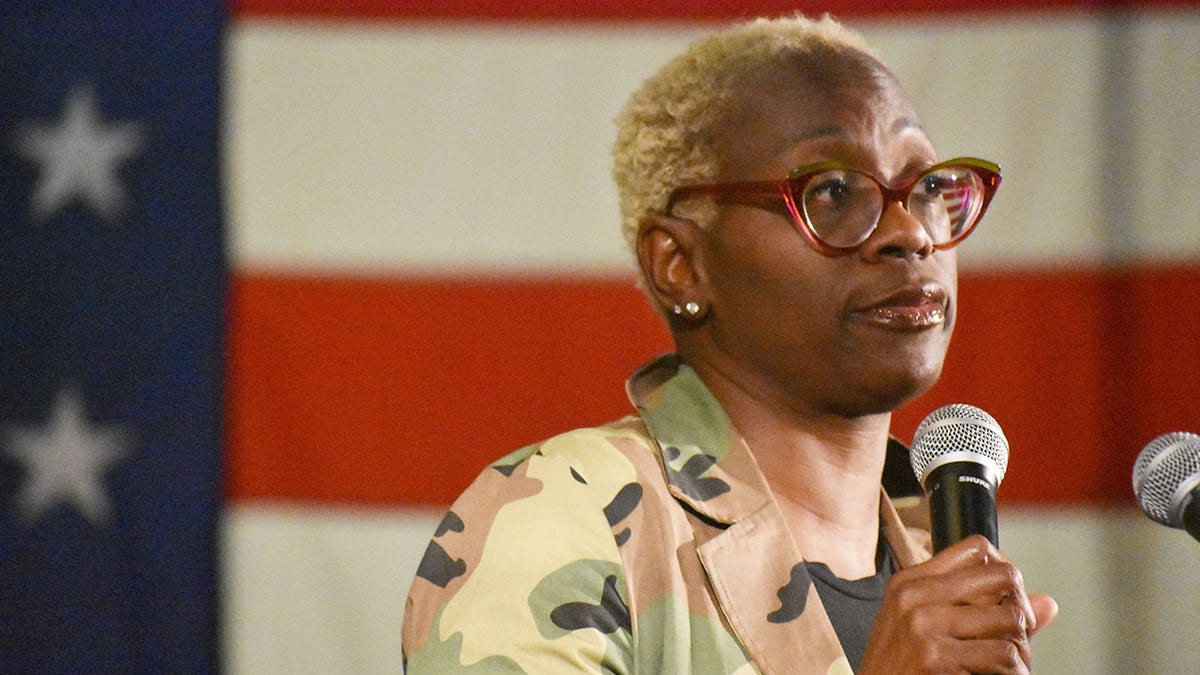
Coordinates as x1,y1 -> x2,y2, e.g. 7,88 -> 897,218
3,1 -> 1200,673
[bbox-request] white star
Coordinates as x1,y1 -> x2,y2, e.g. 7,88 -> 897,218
12,84 -> 146,223
3,387 -> 132,526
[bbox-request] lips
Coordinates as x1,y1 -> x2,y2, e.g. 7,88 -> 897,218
854,285 -> 948,330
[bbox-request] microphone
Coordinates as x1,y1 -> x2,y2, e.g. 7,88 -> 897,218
910,404 -> 1010,553
1132,431 -> 1200,543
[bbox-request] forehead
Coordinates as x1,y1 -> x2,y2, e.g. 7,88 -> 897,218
715,49 -> 928,176
763,45 -> 895,93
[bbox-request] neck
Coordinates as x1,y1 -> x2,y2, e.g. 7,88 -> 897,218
687,353 -> 892,578
745,402 -> 890,578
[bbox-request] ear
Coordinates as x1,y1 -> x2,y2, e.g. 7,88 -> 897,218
635,214 -> 708,315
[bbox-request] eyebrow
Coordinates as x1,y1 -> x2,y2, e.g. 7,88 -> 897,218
894,116 -> 927,136
774,124 -> 844,154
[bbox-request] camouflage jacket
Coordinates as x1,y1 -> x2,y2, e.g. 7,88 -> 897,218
403,354 -> 933,674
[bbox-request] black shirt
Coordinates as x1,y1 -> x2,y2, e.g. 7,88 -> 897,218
804,542 -> 894,672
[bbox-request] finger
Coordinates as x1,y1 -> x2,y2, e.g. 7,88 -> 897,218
885,535 -> 1000,603
1028,593 -> 1059,636
909,545 -> 1035,615
938,546 -> 1038,633
911,534 -> 997,576
955,637 -> 1030,675
947,603 -> 1029,642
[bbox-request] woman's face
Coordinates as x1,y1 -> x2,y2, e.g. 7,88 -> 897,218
694,56 -> 956,419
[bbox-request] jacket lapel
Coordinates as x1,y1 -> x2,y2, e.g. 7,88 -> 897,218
694,487 -> 850,674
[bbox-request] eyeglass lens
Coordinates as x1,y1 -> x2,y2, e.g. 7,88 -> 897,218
796,165 -> 987,248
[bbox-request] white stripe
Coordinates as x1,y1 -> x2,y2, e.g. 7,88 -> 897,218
227,12 -> 1200,273
1003,506 -> 1200,674
221,503 -> 441,675
222,504 -> 1200,673
226,22 -> 701,274
1124,13 -> 1200,260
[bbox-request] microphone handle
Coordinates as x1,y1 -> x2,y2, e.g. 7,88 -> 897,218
1183,488 -> 1200,544
927,461 -> 999,553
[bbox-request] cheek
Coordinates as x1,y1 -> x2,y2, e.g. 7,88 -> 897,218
709,235 -> 831,326
709,216 -> 825,284
941,260 -> 960,332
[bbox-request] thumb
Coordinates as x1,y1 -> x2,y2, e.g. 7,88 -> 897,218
1028,593 -> 1059,636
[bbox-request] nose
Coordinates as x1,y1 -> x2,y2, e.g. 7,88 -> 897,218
857,199 -> 935,261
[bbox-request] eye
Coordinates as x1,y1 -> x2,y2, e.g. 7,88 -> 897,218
804,174 -> 854,205
914,173 -> 947,200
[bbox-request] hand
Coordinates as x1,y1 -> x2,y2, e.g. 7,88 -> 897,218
858,535 -> 1059,675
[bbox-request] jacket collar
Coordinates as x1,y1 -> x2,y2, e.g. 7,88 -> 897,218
627,354 -> 774,525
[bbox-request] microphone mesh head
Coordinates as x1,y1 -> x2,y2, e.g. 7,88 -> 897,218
910,403 -> 1009,487
1132,431 -> 1196,497
1133,432 -> 1200,527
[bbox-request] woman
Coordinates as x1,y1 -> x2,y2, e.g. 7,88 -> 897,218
403,14 -> 1057,674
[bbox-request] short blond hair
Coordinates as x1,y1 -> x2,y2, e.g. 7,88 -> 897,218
612,14 -> 880,253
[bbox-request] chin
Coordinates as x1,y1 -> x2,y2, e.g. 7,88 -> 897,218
887,331 -> 952,400
838,357 -> 945,417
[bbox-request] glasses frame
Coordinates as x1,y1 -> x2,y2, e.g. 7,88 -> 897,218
666,156 -> 1002,257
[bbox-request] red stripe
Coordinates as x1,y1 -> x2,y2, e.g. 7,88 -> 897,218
894,265 -> 1200,506
227,265 -> 1200,507
226,274 -> 672,505
233,0 -> 1199,21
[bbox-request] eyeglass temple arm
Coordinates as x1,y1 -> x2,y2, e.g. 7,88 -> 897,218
667,180 -> 790,213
